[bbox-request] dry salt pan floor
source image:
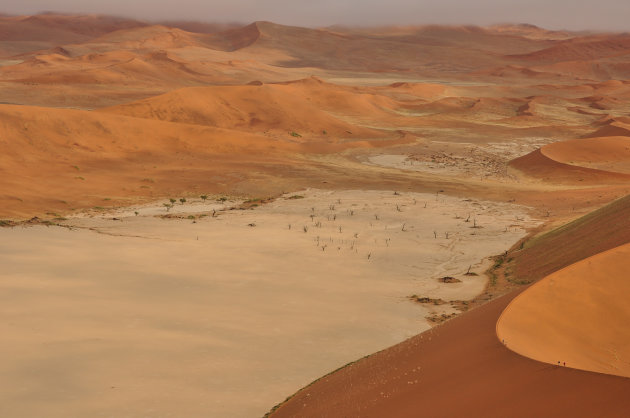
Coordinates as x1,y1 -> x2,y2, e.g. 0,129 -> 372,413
0,189 -> 539,418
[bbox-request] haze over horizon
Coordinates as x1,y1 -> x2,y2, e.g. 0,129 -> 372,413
2,0 -> 630,31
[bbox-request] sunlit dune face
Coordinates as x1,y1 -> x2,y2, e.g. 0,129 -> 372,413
497,243 -> 630,377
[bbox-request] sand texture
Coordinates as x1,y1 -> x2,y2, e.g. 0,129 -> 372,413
497,243 -> 630,377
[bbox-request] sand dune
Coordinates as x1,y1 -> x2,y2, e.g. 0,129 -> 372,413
497,243 -> 630,377
509,147 -> 630,184
511,194 -> 630,282
270,193 -> 630,417
585,116 -> 630,138
0,104 -> 296,217
205,22 -> 263,52
541,136 -> 630,174
2,12 -> 630,418
270,286 -> 630,418
100,78 -> 391,138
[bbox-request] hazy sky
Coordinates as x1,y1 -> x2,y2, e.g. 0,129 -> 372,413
3,0 -> 630,31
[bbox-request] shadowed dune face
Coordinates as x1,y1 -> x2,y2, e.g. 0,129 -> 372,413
509,143 -> 630,185
511,195 -> 630,283
497,243 -> 630,377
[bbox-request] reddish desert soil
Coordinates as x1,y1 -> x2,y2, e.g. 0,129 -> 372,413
511,194 -> 630,282
271,192 -> 630,418
270,287 -> 630,418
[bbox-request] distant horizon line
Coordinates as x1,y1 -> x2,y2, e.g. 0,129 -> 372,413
0,10 -> 624,34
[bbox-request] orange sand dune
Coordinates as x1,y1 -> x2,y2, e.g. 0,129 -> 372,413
585,118 -> 630,138
2,49 -> 210,86
88,25 -> 212,51
541,136 -> 630,174
156,21 -> 242,34
508,194 -> 630,290
270,286 -> 630,418
0,104 -> 298,217
510,147 -> 630,184
100,77 -> 394,138
497,243 -> 630,377
270,194 -> 630,417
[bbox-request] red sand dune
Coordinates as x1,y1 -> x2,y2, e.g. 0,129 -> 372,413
270,287 -> 630,418
512,194 -> 630,282
585,118 -> 630,138
3,14 -> 630,417
541,136 -> 630,174
271,195 -> 630,417
99,77 -> 394,139
498,243 -> 630,377
0,103 -> 297,217
510,148 -> 630,184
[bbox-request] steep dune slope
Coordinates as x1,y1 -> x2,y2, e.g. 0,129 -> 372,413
270,287 -> 630,418
511,194 -> 630,283
270,194 -> 630,417
509,147 -> 630,184
585,117 -> 630,138
205,22 -> 262,51
498,243 -> 630,377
